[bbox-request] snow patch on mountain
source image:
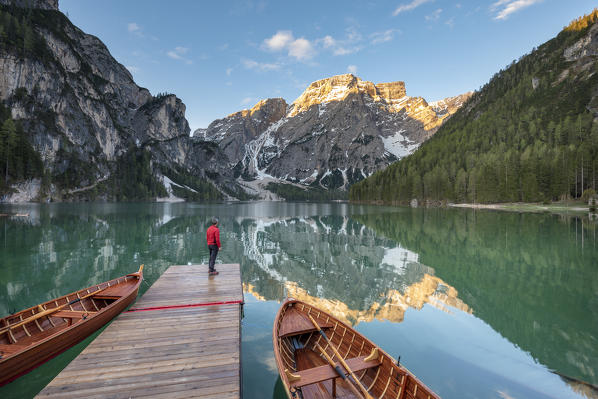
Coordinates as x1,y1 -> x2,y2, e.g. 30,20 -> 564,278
381,130 -> 419,159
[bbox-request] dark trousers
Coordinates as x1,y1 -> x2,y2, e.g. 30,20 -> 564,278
208,245 -> 219,271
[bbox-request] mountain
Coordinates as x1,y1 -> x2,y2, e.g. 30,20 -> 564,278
199,74 -> 471,198
0,0 -> 243,202
350,9 -> 598,205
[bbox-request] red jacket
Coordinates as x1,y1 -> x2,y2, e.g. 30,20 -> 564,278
206,225 -> 221,248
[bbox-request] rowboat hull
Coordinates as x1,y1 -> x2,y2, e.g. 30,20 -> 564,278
273,299 -> 441,399
0,266 -> 143,386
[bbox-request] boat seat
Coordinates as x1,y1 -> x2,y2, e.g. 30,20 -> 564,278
53,310 -> 94,319
290,355 -> 382,388
92,281 -> 135,300
278,307 -> 334,337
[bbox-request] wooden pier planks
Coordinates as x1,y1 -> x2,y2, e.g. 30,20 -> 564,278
36,264 -> 243,399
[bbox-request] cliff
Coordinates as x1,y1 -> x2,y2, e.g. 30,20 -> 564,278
0,2 -> 240,201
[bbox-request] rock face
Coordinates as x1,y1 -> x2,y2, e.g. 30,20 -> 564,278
200,74 -> 471,190
0,4 -> 237,200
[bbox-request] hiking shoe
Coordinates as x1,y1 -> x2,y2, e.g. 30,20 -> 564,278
209,271 -> 219,276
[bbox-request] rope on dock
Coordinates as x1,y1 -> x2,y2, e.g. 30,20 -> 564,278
126,299 -> 244,313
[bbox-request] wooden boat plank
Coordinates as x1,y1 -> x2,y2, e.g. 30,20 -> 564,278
0,343 -> 29,355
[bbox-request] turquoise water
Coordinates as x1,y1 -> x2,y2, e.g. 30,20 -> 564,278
0,202 -> 596,398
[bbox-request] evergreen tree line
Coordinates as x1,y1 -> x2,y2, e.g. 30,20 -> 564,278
266,182 -> 348,201
108,147 -> 167,201
350,10 -> 598,205
0,104 -> 44,193
162,166 -> 223,201
0,5 -> 53,61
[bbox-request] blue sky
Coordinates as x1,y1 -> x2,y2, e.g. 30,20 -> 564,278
60,0 -> 597,131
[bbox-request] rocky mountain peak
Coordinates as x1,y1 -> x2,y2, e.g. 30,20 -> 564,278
230,97 -> 287,121
288,74 -> 408,117
0,0 -> 58,10
198,73 -> 472,197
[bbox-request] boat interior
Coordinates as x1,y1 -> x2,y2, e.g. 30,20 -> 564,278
276,302 -> 428,399
0,275 -> 139,358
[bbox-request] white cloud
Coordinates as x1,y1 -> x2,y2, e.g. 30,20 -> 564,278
128,22 -> 140,32
226,67 -> 233,76
319,26 -> 364,56
262,30 -> 315,61
347,65 -> 358,75
241,97 -> 254,106
333,46 -> 361,56
370,29 -> 399,45
393,0 -> 433,16
319,35 -> 336,48
167,47 -> 192,64
425,8 -> 443,21
446,17 -> 455,28
490,0 -> 542,20
288,38 -> 315,61
127,22 -> 144,38
263,31 -> 294,51
126,66 -> 140,74
242,58 -> 281,71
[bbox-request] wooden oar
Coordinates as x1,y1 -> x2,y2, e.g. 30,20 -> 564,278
314,342 -> 365,399
0,286 -> 108,335
307,313 -> 374,399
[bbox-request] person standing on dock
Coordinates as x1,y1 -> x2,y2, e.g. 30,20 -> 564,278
206,217 -> 221,275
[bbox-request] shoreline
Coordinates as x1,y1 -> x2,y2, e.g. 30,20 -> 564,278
449,202 -> 590,213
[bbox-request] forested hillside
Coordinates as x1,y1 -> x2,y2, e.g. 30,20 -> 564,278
0,103 -> 44,196
350,10 -> 598,204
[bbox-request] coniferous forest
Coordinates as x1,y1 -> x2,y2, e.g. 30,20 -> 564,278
0,103 -> 44,194
350,10 -> 598,205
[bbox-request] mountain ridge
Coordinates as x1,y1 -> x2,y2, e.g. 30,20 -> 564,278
198,74 -> 471,198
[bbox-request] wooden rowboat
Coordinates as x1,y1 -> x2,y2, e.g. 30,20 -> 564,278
273,299 -> 441,399
0,265 -> 144,386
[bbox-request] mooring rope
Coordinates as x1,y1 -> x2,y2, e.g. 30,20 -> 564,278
126,299 -> 244,312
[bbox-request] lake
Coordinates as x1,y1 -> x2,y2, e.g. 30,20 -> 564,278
0,202 -> 596,399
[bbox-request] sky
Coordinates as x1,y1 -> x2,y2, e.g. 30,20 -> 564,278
59,0 -> 597,131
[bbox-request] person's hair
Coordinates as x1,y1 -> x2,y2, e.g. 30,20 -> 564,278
211,216 -> 219,225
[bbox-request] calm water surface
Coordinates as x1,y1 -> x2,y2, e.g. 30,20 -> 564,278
0,202 -> 596,399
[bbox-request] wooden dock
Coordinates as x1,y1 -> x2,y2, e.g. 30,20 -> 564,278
37,264 -> 243,399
